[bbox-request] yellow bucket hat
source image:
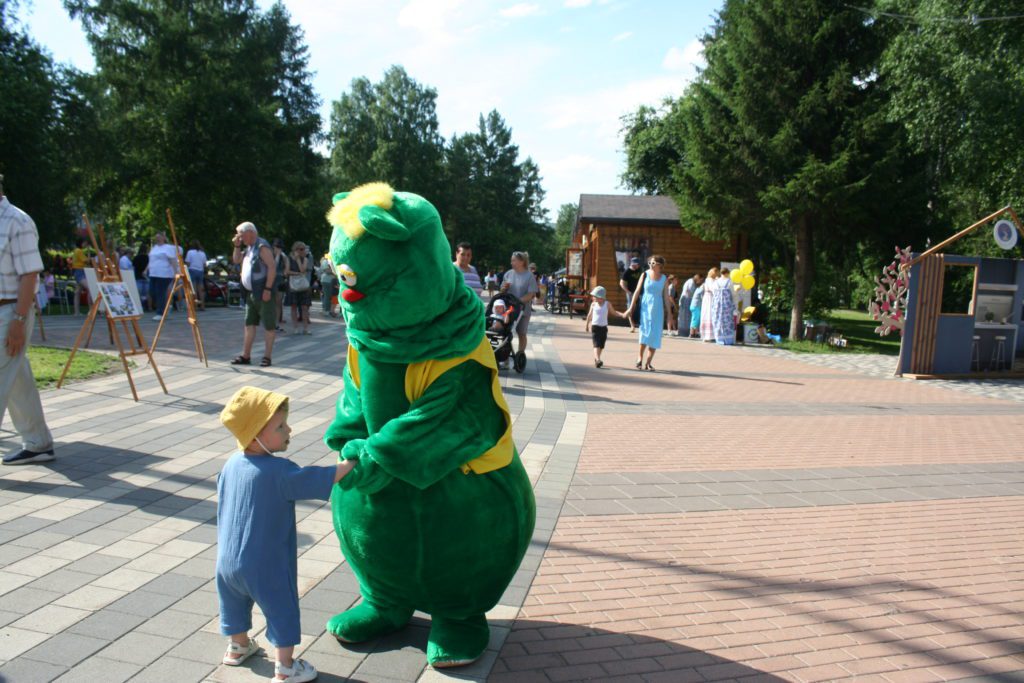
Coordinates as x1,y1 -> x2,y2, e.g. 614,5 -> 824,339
220,386 -> 289,450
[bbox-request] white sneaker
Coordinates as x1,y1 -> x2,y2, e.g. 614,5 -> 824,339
271,658 -> 317,683
152,315 -> 162,321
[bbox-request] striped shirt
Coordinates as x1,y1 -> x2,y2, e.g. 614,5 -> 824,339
455,262 -> 482,293
0,197 -> 45,299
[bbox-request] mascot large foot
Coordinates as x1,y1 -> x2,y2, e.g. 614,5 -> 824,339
426,614 -> 489,668
327,601 -> 413,643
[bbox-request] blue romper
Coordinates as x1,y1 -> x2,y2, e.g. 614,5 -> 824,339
216,452 -> 336,646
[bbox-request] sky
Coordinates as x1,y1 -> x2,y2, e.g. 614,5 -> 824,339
16,0 -> 721,220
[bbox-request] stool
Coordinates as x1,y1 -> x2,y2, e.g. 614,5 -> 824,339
990,335 -> 1007,371
971,335 -> 981,372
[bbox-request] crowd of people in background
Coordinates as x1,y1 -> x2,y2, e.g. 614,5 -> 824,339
446,246 -> 746,373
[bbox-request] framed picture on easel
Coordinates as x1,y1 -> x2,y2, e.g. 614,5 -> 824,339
97,281 -> 140,319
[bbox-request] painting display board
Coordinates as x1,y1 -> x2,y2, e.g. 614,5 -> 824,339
58,216 -> 167,401
97,281 -> 140,319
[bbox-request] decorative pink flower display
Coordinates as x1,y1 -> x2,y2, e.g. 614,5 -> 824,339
868,245 -> 912,337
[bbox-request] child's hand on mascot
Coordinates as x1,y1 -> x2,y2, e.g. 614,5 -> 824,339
337,439 -> 393,494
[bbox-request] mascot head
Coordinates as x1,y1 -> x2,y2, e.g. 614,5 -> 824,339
326,183 -> 457,332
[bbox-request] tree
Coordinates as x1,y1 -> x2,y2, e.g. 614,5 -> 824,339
623,0 -> 920,339
620,103 -> 686,196
443,110 -> 553,271
0,0 -> 70,243
552,203 -> 578,255
64,0 -> 323,248
328,66 -> 445,205
880,0 -> 1024,235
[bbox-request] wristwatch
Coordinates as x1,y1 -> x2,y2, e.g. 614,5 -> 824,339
11,311 -> 27,323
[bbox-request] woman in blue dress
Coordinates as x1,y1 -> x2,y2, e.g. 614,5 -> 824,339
622,255 -> 674,371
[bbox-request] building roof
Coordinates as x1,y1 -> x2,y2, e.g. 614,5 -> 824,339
577,194 -> 681,225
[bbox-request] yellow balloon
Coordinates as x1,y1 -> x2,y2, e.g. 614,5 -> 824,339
740,259 -> 755,275
742,274 -> 756,290
730,269 -> 742,283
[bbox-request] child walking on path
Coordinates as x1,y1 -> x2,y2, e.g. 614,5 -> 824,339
217,386 -> 353,683
584,286 -> 627,368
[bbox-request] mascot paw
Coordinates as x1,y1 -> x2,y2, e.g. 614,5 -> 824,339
338,442 -> 394,495
340,439 -> 366,461
327,601 -> 413,644
427,614 -> 489,668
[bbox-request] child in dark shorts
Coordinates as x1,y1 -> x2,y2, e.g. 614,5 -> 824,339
584,286 -> 627,368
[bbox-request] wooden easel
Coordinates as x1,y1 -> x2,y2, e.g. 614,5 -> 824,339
149,209 -> 207,366
80,221 -> 122,349
57,216 -> 167,401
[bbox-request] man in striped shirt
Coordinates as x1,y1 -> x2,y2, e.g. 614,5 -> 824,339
0,175 -> 55,465
453,242 -> 483,296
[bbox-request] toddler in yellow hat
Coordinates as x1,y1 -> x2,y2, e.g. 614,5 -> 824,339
217,386 -> 353,683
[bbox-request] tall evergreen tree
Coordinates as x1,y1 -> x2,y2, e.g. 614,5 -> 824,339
625,0 -> 919,338
444,111 -> 552,271
328,66 -> 445,205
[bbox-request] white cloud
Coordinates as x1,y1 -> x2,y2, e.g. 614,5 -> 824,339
541,153 -> 612,175
564,0 -> 591,7
500,3 -> 541,18
543,76 -> 688,136
612,31 -> 632,42
398,0 -> 468,44
662,38 -> 704,73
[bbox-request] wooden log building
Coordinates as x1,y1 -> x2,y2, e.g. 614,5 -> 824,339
571,194 -> 746,314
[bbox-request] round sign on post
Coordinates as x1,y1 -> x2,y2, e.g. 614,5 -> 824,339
993,219 -> 1018,250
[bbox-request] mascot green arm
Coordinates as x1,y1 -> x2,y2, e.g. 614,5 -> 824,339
324,364 -> 369,453
346,360 -> 504,491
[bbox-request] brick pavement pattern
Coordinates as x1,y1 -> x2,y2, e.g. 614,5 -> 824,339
491,319 -> 1024,683
2,306 -> 1023,682
1,307 -> 583,683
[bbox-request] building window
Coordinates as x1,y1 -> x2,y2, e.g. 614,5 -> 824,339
614,238 -> 651,276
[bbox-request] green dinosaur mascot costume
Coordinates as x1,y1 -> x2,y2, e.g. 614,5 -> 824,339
322,183 -> 535,667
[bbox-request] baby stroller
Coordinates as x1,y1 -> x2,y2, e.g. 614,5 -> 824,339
485,293 -> 527,373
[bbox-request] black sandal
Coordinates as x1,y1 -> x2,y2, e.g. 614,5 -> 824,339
635,360 -> 643,369
231,355 -> 250,365
260,357 -> 272,367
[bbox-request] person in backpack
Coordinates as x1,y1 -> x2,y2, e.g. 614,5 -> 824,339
230,222 -> 278,367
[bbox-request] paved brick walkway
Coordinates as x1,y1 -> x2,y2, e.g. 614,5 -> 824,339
489,318 -> 1024,683
2,306 -> 1023,682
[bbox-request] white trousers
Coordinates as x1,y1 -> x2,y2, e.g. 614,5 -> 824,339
0,305 -> 53,451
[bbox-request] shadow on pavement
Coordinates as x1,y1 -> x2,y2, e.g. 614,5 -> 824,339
491,619 -> 785,682
0,442 -> 219,521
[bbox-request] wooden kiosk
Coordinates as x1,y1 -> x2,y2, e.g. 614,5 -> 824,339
899,207 -> 1024,378
571,194 -> 746,319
